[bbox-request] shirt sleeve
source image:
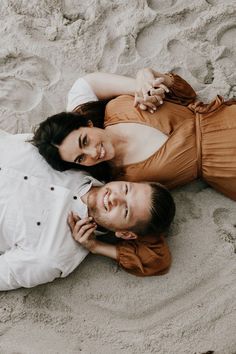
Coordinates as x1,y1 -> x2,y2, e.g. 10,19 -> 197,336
164,73 -> 197,106
0,249 -> 61,291
66,77 -> 98,112
116,234 -> 171,277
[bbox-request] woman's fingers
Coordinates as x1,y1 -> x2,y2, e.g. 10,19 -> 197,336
135,86 -> 167,113
134,92 -> 142,107
136,94 -> 165,112
149,87 -> 165,97
141,82 -> 153,98
153,79 -> 169,93
152,95 -> 164,105
142,100 -> 158,112
152,77 -> 165,86
135,94 -> 150,111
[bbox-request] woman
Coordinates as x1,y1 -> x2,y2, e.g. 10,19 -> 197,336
33,68 -> 236,201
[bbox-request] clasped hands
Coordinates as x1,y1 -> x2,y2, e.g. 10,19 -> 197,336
134,68 -> 170,113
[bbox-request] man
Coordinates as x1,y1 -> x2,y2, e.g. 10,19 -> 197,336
0,132 -> 173,291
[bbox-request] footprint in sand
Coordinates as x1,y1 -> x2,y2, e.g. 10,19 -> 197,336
98,36 -> 136,71
0,53 -> 60,112
147,0 -> 177,11
0,53 -> 60,88
0,76 -> 42,112
167,39 -> 214,85
136,22 -> 170,58
217,25 -> 236,54
213,208 -> 236,251
176,193 -> 202,221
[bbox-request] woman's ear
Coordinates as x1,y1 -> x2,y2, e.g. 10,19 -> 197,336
115,230 -> 138,240
87,120 -> 94,127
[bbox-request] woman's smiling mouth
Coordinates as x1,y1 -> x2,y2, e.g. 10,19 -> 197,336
99,143 -> 105,159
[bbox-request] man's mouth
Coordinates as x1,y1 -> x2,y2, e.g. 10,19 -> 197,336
99,143 -> 105,160
103,190 -> 109,211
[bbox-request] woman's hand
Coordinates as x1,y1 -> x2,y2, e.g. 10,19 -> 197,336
134,68 -> 169,113
67,212 -> 97,252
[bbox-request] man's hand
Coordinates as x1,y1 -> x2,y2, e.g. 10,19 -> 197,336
134,68 -> 169,113
67,212 -> 97,252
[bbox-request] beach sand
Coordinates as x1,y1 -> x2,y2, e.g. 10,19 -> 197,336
0,1 -> 235,353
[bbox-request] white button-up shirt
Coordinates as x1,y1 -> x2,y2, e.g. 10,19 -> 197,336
0,132 -> 102,290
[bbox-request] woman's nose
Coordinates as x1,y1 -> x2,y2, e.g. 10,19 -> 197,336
85,146 -> 98,159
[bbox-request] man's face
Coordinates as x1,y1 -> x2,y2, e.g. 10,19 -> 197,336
87,181 -> 152,233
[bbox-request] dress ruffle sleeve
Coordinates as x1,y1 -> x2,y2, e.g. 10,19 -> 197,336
164,73 -> 197,106
117,234 -> 171,276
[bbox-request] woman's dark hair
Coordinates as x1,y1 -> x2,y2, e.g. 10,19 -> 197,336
31,100 -> 112,181
132,183 -> 176,237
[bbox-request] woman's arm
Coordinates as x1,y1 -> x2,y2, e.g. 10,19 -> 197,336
84,72 -> 136,100
68,213 -> 171,276
83,71 -> 169,113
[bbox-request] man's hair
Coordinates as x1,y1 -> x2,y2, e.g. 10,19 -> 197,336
131,183 -> 175,236
31,101 -> 112,181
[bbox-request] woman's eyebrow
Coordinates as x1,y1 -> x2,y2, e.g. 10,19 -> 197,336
78,135 -> 82,149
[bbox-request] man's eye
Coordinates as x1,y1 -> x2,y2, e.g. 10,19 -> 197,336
83,135 -> 88,146
124,206 -> 128,218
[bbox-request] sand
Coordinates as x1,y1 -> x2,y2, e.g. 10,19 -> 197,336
0,1 -> 236,353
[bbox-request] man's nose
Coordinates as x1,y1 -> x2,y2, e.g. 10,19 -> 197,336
109,192 -> 124,207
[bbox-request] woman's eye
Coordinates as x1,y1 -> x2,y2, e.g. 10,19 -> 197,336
125,184 -> 128,194
125,206 -> 128,218
78,155 -> 85,163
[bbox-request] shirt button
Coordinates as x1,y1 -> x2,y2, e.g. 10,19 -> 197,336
50,187 -> 54,191
36,222 -> 41,226
24,176 -> 28,180
73,196 -> 77,200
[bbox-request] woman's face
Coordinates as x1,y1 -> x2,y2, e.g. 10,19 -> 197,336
58,126 -> 115,166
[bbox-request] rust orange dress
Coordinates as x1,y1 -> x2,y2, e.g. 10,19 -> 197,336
116,234 -> 171,277
104,74 -> 236,201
